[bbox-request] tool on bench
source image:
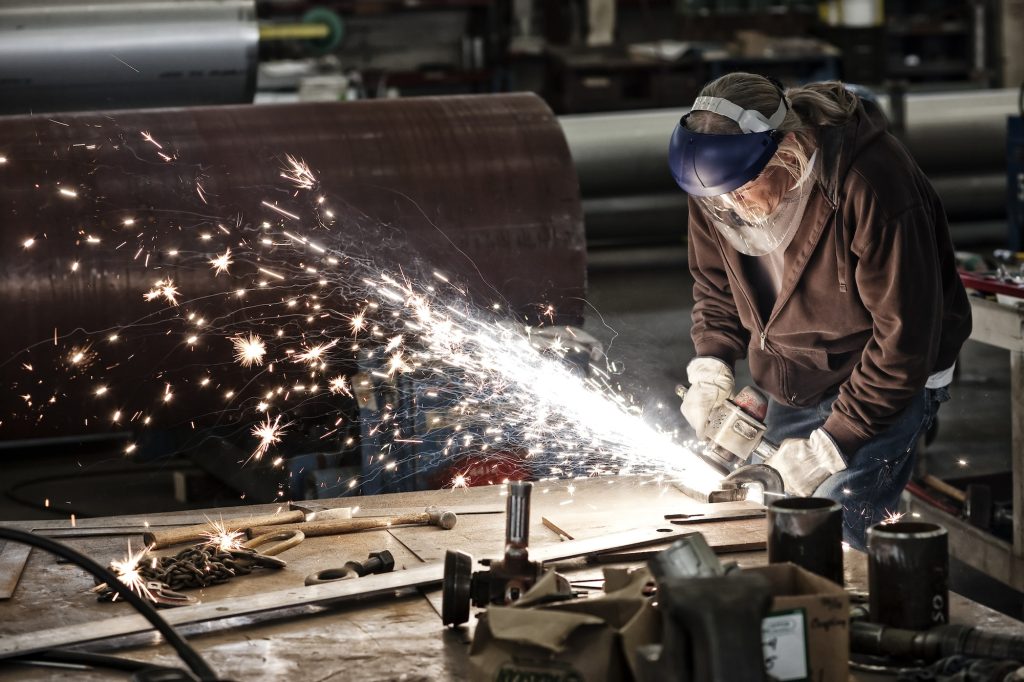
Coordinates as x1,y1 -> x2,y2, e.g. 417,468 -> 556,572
243,529 -> 305,557
636,533 -> 772,682
676,383 -> 787,500
305,550 -> 396,585
851,617 -> 1024,663
142,502 -> 352,549
442,481 -> 571,627
245,506 -> 457,538
664,508 -> 766,524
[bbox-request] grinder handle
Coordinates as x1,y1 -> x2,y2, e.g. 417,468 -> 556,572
753,440 -> 778,461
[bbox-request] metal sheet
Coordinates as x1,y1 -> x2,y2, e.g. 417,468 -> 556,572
0,527 -> 678,656
0,0 -> 259,115
0,94 -> 585,439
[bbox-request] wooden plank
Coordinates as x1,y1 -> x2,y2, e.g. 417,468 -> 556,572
968,297 -> 1024,352
905,493 -> 1023,591
0,527 -> 681,657
0,543 -> 31,600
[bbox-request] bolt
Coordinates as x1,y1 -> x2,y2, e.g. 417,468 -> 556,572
346,549 -> 395,577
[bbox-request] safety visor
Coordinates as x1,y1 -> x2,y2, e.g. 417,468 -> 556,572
668,95 -> 788,197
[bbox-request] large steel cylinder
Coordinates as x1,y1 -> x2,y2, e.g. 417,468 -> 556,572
0,0 -> 259,115
0,94 -> 585,440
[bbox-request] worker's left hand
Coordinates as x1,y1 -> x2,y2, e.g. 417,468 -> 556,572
764,429 -> 847,497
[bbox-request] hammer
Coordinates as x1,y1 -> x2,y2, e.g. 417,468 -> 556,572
142,502 -> 354,549
246,506 -> 457,539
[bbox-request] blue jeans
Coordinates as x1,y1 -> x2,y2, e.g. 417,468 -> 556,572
763,386 -> 950,551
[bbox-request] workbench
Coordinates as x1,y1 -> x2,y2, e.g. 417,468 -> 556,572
0,476 -> 1018,681
907,295 -> 1024,591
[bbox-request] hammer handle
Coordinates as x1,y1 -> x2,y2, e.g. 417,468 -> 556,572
247,512 -> 430,538
143,510 -> 305,549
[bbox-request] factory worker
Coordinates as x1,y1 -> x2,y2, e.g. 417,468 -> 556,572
671,73 -> 972,549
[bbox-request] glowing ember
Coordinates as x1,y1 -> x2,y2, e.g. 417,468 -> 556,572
106,541 -> 154,602
251,414 -> 287,461
201,519 -> 246,552
144,278 -> 180,306
294,339 -> 337,366
209,247 -> 233,275
232,333 -> 266,367
328,375 -> 353,397
881,510 -> 905,525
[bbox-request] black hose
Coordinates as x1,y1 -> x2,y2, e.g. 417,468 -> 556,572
10,648 -> 177,673
0,526 -> 220,682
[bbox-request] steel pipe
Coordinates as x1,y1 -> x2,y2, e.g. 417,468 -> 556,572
0,0 -> 259,115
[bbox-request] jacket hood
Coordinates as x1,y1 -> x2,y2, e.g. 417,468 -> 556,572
817,98 -> 890,205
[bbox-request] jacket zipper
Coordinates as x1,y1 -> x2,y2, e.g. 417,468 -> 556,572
717,253 -> 771,352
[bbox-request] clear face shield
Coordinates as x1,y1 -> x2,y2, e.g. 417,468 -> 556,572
669,91 -> 814,256
695,162 -> 813,256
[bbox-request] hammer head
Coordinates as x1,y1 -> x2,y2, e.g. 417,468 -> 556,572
425,506 -> 458,530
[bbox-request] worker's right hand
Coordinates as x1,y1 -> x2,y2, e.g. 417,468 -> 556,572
680,357 -> 734,439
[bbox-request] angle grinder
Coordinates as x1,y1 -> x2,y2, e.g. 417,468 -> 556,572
676,383 -> 786,500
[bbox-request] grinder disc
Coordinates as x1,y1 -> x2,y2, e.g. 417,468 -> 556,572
441,549 -> 473,627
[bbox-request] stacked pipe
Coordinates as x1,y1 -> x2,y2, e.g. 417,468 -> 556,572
560,89 -> 1018,246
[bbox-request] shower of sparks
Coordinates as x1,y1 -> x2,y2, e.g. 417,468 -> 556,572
4,149 -> 730,505
201,519 -> 247,552
209,247 -> 233,275
282,155 -> 317,190
251,414 -> 287,461
232,333 -> 267,367
144,278 -> 180,306
103,541 -> 154,603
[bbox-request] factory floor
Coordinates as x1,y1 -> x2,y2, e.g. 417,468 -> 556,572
0,239 -> 1019,618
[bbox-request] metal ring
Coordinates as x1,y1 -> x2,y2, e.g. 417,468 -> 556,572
304,567 -> 357,586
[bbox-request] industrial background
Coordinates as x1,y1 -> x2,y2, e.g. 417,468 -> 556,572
1,1 -> 1024,680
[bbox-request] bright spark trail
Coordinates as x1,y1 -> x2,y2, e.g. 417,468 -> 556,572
4,135 -> 726,504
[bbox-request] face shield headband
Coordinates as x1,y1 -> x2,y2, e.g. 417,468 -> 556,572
668,95 -> 788,197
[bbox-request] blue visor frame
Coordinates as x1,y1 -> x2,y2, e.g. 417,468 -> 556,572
668,113 -> 785,197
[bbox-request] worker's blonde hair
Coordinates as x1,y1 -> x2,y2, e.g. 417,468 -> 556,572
687,73 -> 859,187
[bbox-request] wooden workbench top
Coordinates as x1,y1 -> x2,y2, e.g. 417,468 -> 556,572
0,477 -> 1018,680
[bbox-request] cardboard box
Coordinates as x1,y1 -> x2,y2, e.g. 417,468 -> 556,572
750,563 -> 850,682
468,569 -> 658,682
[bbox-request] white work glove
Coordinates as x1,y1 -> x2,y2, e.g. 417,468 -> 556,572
680,357 -> 734,439
765,428 -> 847,497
